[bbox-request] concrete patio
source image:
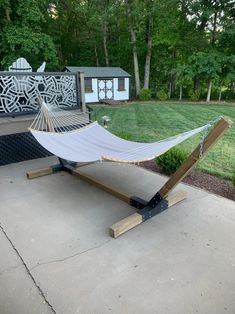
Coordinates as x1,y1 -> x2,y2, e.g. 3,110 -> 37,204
0,157 -> 235,314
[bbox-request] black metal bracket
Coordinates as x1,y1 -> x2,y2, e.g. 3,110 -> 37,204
52,158 -> 77,174
51,164 -> 64,172
130,192 -> 168,221
129,196 -> 147,209
130,192 -> 165,209
138,199 -> 168,221
63,163 -> 77,174
147,192 -> 164,208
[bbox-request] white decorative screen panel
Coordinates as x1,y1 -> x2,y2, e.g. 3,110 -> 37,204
0,73 -> 80,115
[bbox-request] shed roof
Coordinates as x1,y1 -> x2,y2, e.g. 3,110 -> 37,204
64,66 -> 131,78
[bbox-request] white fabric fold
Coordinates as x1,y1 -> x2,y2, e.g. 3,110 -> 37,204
30,121 -> 209,163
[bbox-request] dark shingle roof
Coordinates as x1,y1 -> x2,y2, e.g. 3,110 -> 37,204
64,66 -> 131,78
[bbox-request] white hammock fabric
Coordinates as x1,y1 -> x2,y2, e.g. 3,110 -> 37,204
29,102 -> 211,163
31,122 -> 208,163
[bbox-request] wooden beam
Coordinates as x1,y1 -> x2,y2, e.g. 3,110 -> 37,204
71,168 -> 130,203
79,72 -> 86,112
73,166 -> 188,207
109,190 -> 187,238
159,116 -> 233,198
109,213 -> 143,238
26,164 -> 64,179
27,167 -> 53,179
166,190 -> 187,207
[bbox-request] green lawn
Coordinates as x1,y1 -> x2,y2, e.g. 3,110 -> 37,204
90,102 -> 235,180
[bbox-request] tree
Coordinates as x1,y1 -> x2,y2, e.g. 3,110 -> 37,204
1,0 -> 234,101
143,0 -> 156,89
189,52 -> 222,102
218,55 -> 235,101
124,0 -> 141,96
173,63 -> 192,100
0,0 -> 58,70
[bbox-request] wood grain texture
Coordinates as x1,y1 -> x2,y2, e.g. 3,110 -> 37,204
166,191 -> 187,207
109,213 -> 143,238
79,72 -> 86,112
27,167 -> 53,179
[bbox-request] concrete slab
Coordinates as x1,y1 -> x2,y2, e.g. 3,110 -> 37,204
0,158 -> 235,314
0,229 -> 53,314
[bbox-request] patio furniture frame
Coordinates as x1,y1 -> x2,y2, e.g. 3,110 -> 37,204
26,116 -> 232,238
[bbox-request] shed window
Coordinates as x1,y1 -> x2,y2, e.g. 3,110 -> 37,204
118,78 -> 125,91
85,78 -> 93,93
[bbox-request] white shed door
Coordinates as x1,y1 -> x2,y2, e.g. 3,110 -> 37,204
98,79 -> 113,100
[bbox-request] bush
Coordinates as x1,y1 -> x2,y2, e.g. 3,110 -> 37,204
232,171 -> 235,188
155,147 -> 188,174
156,89 -> 168,101
189,89 -> 201,101
139,88 -> 152,101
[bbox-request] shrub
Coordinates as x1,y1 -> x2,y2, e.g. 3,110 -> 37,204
115,131 -> 133,140
232,171 -> 235,188
189,89 -> 201,101
156,89 -> 168,101
155,147 -> 188,174
139,88 -> 152,101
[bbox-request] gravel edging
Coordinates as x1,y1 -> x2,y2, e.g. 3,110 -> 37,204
139,160 -> 235,202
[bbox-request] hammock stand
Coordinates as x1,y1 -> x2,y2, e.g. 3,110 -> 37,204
27,99 -> 232,237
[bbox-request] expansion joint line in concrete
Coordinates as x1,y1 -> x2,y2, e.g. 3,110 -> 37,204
0,223 -> 56,314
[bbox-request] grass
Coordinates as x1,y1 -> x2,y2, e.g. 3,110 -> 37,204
90,102 -> 235,180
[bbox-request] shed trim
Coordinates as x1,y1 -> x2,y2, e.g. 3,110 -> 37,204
64,66 -> 131,78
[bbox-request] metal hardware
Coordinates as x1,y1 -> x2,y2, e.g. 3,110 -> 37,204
131,192 -> 168,221
147,192 -> 164,208
62,163 -> 78,174
51,164 -> 64,172
129,196 -> 148,209
138,198 -> 168,221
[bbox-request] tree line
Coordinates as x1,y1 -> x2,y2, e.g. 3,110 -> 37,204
0,0 -> 235,101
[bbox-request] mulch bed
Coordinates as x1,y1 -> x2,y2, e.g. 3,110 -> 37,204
139,160 -> 235,202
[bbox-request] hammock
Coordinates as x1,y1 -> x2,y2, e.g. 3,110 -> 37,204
27,101 -> 232,238
29,101 -> 212,163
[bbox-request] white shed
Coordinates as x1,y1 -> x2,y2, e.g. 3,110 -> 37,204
64,66 -> 131,103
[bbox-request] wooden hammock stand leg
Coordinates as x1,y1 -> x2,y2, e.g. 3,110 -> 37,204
26,117 -> 232,238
